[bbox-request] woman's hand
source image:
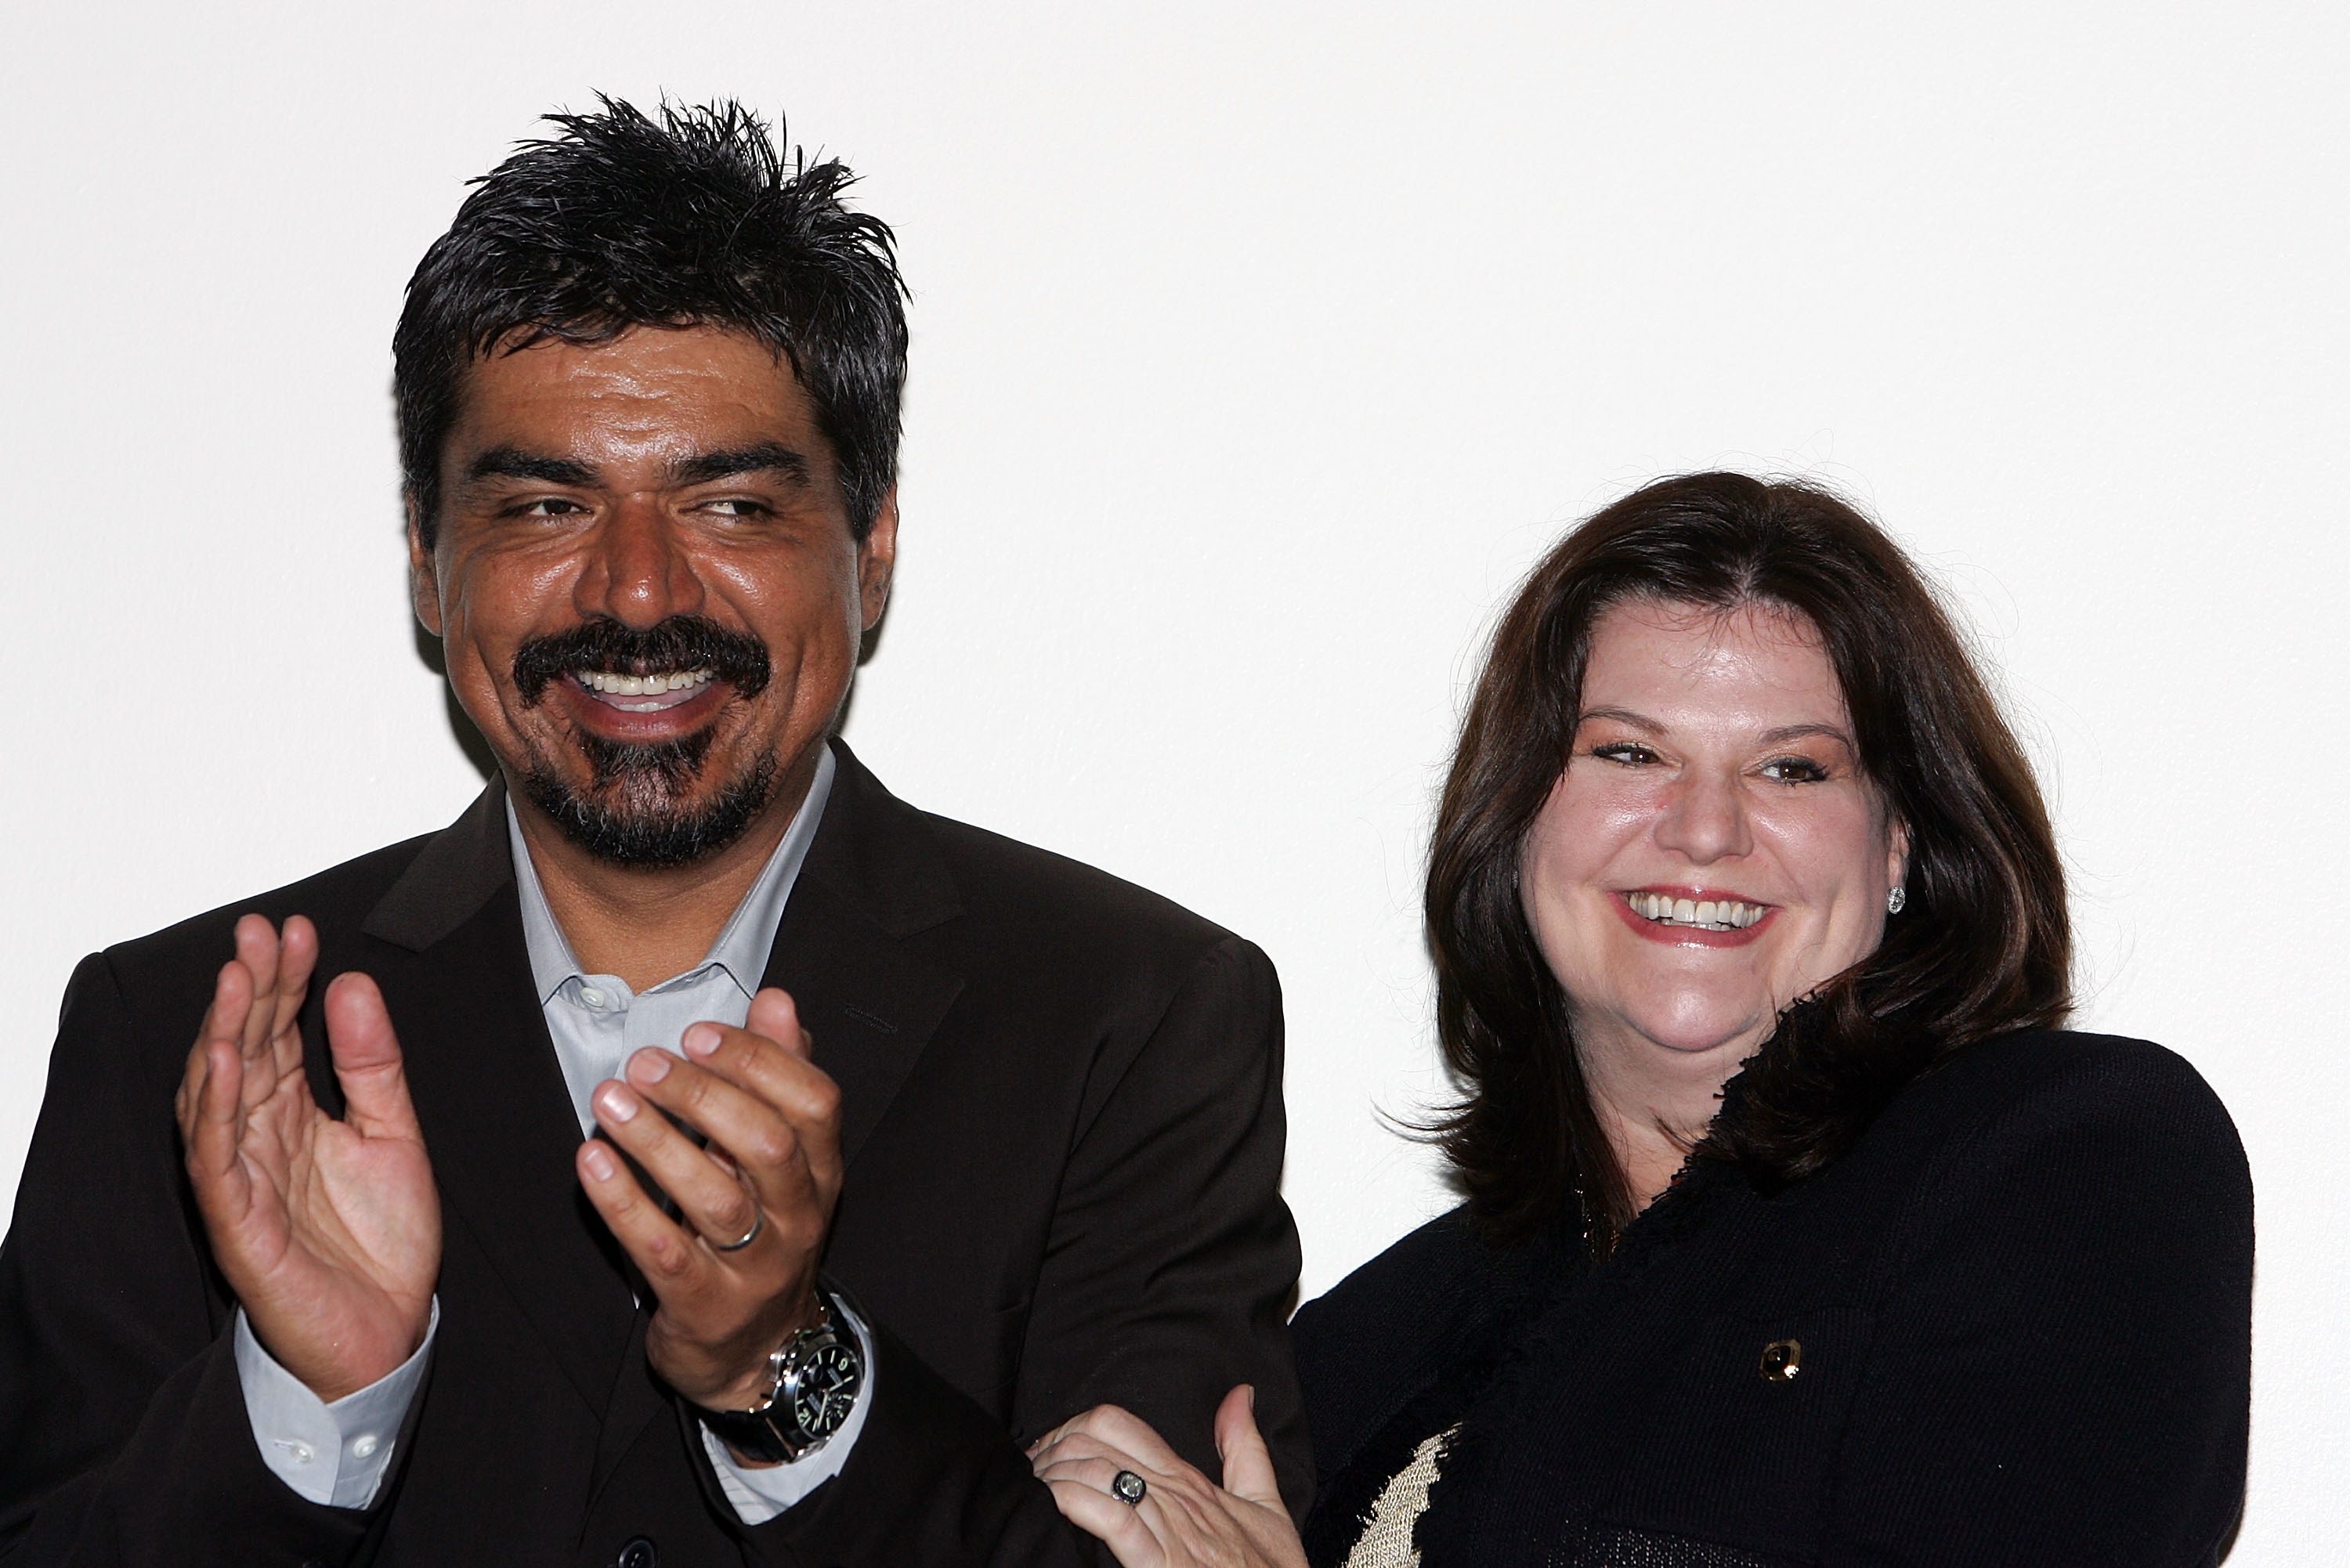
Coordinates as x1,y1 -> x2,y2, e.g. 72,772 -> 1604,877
1029,1386 -> 1307,1568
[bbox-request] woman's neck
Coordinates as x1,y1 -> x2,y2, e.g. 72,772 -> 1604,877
1579,1027 -> 1755,1212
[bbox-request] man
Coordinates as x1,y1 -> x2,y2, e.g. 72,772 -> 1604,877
0,99 -> 1306,1566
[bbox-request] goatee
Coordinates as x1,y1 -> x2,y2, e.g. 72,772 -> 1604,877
521,730 -> 780,868
508,614 -> 782,867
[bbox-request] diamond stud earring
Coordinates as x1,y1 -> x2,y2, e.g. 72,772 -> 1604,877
1886,887 -> 1907,915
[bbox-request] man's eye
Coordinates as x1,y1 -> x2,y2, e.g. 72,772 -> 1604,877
1591,742 -> 1659,766
515,497 -> 588,518
1759,756 -> 1829,783
698,497 -> 772,518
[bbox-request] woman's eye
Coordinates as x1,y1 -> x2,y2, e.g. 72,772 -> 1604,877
1590,742 -> 1660,766
1759,756 -> 1829,783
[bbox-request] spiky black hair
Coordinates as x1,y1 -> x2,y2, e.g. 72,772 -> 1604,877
393,96 -> 908,546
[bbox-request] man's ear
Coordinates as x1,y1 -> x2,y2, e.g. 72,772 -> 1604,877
857,486 -> 899,631
407,496 -> 445,638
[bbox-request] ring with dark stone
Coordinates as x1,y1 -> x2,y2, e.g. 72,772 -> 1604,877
1111,1469 -> 1147,1506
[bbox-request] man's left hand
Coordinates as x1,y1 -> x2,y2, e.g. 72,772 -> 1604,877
576,986 -> 842,1427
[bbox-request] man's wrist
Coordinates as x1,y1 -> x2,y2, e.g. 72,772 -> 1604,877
700,1286 -> 827,1411
693,1292 -> 864,1466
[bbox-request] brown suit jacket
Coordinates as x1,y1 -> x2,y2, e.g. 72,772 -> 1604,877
0,741 -> 1308,1566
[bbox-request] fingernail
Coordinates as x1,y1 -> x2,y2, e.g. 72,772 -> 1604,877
1245,1384 -> 1256,1412
597,1083 -> 639,1123
682,1024 -> 720,1058
582,1143 -> 616,1180
629,1050 -> 671,1083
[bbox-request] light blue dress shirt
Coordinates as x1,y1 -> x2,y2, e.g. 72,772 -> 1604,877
238,748 -> 873,1520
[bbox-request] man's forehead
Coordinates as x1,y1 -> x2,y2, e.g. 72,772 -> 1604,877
447,324 -> 826,474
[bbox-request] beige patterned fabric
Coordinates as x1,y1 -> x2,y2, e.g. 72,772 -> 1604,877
1342,1425 -> 1456,1568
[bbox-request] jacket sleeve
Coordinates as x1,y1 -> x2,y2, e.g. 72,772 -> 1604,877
736,933 -> 1310,1565
1821,1043 -> 2254,1568
728,1317 -> 1101,1566
0,952 -> 377,1566
1009,934 -> 1311,1520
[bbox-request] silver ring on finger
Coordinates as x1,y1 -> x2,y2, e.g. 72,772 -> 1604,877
1111,1469 -> 1147,1507
710,1207 -> 765,1252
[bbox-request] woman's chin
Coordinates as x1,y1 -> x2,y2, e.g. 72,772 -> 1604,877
1629,1008 -> 1773,1060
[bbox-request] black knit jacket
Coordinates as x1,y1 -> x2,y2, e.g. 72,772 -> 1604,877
1293,1031 -> 2253,1568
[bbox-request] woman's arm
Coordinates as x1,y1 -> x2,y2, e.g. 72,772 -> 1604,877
1823,1040 -> 2252,1567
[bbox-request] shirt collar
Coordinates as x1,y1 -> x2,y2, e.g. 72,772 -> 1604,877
508,743 -> 838,1006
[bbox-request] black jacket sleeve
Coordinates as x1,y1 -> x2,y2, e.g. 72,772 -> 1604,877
1821,1043 -> 2254,1567
0,952 -> 377,1566
740,935 -> 1311,1564
1007,935 -> 1308,1519
727,1319 -> 1096,1567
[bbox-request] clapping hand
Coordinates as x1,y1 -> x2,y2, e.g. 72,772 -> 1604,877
1029,1386 -> 1307,1568
175,914 -> 441,1402
575,987 -> 843,1430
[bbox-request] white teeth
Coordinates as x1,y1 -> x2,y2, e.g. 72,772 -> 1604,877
579,667 -> 715,698
1630,894 -> 1766,930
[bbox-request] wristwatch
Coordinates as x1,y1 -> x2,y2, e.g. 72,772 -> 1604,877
695,1294 -> 866,1463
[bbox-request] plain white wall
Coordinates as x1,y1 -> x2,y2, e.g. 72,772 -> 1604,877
3,1 -> 2342,1555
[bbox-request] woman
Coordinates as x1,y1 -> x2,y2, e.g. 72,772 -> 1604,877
1029,473 -> 2252,1567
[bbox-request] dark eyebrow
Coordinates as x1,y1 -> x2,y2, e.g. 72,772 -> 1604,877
465,447 -> 598,487
460,444 -> 813,491
1759,722 -> 1856,750
1576,710 -> 1857,751
667,444 -> 812,488
1574,706 -> 1665,733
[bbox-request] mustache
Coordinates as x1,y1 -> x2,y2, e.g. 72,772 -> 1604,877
511,616 -> 773,706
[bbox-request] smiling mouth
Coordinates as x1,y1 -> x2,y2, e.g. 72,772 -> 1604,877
573,667 -> 717,713
1624,891 -> 1770,932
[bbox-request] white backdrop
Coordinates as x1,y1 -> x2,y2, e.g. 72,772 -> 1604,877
3,2 -> 2343,1556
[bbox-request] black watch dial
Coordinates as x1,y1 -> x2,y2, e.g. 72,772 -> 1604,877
792,1340 -> 862,1438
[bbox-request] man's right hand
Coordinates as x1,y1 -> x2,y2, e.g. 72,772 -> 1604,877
175,913 -> 441,1402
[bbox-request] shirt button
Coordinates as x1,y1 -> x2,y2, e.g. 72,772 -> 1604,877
580,986 -> 606,1008
281,1440 -> 316,1465
350,1433 -> 379,1458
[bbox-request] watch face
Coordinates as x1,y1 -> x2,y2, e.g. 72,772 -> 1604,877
790,1342 -> 863,1436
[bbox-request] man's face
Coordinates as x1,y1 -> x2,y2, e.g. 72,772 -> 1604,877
410,324 -> 895,866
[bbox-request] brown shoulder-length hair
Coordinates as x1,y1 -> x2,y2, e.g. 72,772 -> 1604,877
1427,472 -> 2070,1250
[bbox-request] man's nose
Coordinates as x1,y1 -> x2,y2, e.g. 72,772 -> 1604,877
1653,768 -> 1752,864
575,497 -> 705,627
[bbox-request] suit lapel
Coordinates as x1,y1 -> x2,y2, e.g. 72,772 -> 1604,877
764,743 -> 966,1170
361,782 -> 642,1421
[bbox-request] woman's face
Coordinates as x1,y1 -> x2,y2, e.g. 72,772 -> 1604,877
1521,598 -> 1907,1078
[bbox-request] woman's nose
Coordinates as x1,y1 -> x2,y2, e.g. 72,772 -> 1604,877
1653,770 -> 1752,864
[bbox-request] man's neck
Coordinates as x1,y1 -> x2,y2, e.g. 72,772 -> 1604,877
506,747 -> 822,992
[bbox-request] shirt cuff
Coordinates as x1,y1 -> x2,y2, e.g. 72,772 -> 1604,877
234,1299 -> 438,1509
698,1296 -> 877,1524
